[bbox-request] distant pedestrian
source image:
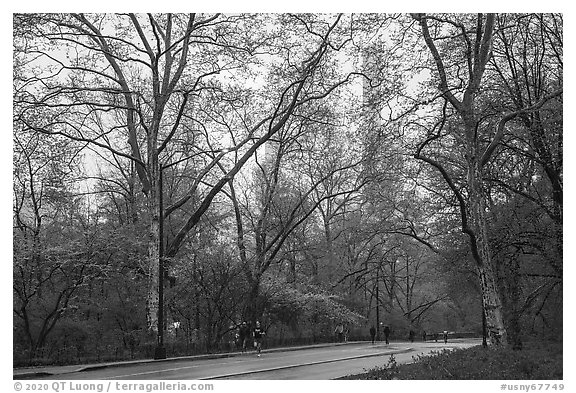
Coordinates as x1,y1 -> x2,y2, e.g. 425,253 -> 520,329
253,321 -> 265,357
239,321 -> 249,352
369,325 -> 376,344
409,330 -> 415,343
234,332 -> 240,350
383,325 -> 390,345
422,331 -> 427,342
335,323 -> 344,342
443,330 -> 448,344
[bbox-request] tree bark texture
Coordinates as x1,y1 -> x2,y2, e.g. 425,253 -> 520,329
146,167 -> 161,333
467,134 -> 508,346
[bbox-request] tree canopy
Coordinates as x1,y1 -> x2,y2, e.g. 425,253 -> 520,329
13,13 -> 562,365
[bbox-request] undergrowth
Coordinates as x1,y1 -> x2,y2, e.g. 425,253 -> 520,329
341,342 -> 562,380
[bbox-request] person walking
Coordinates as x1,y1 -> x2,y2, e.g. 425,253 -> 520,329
335,323 -> 344,343
234,331 -> 240,351
443,330 -> 448,344
369,325 -> 376,344
253,320 -> 265,357
239,321 -> 249,353
409,330 -> 415,343
422,330 -> 427,342
383,325 -> 391,345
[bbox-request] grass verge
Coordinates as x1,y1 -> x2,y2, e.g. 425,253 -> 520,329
340,341 -> 562,380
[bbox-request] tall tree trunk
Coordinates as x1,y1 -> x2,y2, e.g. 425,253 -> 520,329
468,157 -> 507,346
128,161 -> 138,224
501,256 -> 523,350
146,165 -> 161,333
246,279 -> 263,323
477,262 -> 507,345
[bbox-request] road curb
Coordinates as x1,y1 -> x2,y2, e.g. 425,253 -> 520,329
13,372 -> 53,380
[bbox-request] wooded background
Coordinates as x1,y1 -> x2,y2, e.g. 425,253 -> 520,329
13,13 -> 562,366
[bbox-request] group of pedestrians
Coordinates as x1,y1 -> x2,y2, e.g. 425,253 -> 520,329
334,323 -> 350,342
428,330 -> 449,343
368,325 -> 449,344
236,320 -> 266,357
234,319 -> 450,356
369,324 -> 391,344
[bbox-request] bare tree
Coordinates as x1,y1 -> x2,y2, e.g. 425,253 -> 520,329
410,13 -> 562,346
14,13 -> 351,332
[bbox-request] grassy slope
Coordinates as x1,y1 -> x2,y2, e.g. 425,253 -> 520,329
340,341 -> 563,380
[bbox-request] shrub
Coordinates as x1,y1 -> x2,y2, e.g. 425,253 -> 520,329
342,341 -> 562,380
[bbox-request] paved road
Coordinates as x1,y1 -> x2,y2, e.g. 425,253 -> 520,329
20,339 -> 481,380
